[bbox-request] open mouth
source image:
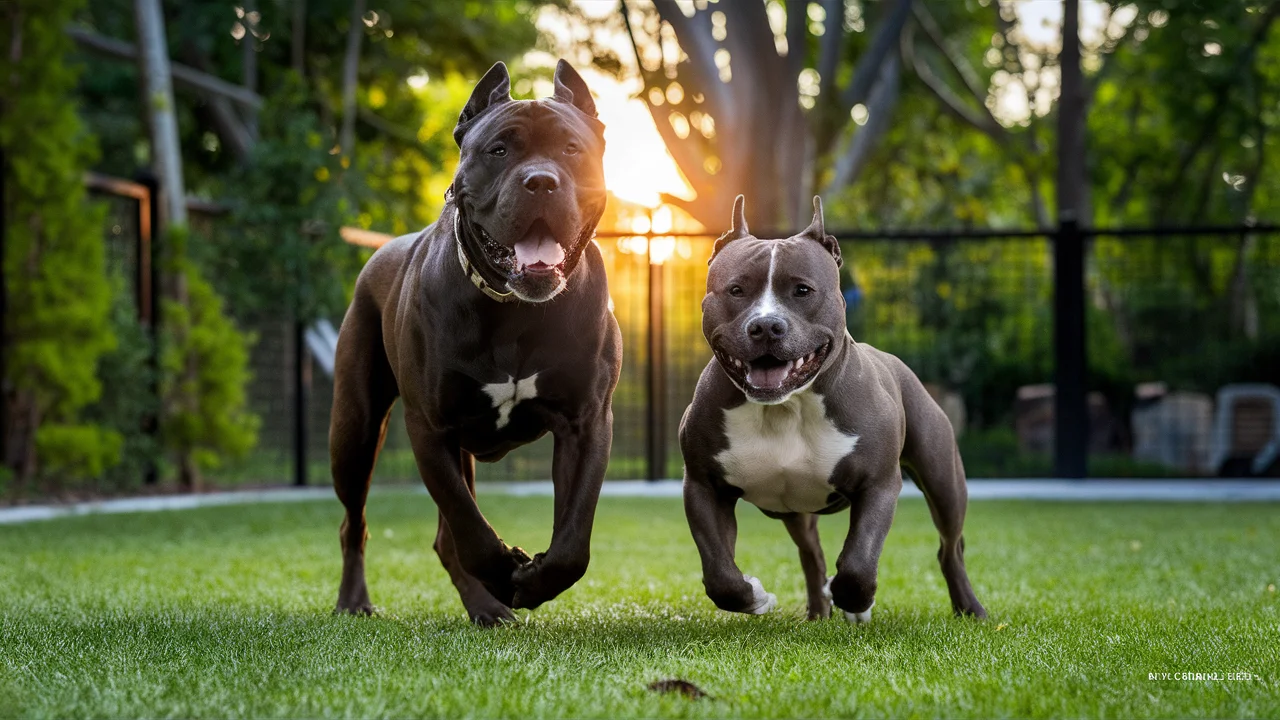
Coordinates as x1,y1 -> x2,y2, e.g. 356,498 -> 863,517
471,222 -> 517,273
715,340 -> 832,398
471,219 -> 568,278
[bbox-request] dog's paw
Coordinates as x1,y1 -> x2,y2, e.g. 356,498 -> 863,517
842,599 -> 874,624
509,551 -> 588,610
469,542 -> 533,607
742,575 -> 777,615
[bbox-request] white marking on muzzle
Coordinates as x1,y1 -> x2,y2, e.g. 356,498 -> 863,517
749,244 -> 781,320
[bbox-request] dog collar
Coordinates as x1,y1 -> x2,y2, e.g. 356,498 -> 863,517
454,208 -> 514,303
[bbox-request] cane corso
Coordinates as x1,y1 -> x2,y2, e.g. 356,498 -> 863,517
329,60 -> 620,625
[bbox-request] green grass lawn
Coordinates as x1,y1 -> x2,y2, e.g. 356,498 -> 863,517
2,490 -> 1278,718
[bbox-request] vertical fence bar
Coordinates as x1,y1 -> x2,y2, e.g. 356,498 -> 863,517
293,318 -> 308,486
1053,219 -> 1088,478
137,172 -> 162,485
0,148 -> 7,469
646,257 -> 666,482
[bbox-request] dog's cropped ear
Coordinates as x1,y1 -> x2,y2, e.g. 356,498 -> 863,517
799,196 -> 842,268
552,59 -> 598,118
454,62 -> 512,146
710,194 -> 750,265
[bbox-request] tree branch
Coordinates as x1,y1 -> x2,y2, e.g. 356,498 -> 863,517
1158,3 -> 1279,221
823,52 -> 900,197
816,0 -> 844,99
902,22 -> 1005,141
67,25 -> 264,110
650,0 -> 734,118
913,2 -> 987,103
339,0 -> 366,158
839,0 -> 911,108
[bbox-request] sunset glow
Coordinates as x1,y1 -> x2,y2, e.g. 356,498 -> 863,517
581,68 -> 694,210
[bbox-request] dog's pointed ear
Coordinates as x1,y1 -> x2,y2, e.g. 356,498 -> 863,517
800,196 -> 842,268
552,59 -> 598,118
710,195 -> 750,265
454,62 -> 512,146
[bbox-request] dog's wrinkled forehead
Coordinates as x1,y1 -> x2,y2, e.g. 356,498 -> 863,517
709,237 -> 841,291
708,194 -> 842,270
453,59 -> 605,148
460,100 -> 603,154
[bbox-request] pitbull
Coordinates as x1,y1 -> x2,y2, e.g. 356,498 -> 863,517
678,195 -> 986,622
329,60 -> 620,625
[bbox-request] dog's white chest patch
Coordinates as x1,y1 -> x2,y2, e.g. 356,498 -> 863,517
715,392 -> 859,514
482,373 -> 539,429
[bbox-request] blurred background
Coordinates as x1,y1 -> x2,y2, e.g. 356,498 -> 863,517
2,0 -> 1279,501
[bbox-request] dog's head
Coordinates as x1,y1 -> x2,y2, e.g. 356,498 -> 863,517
451,60 -> 607,303
702,195 -> 845,404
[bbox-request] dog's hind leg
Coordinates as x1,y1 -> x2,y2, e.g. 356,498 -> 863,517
900,382 -> 987,619
331,292 -> 398,615
781,513 -> 831,619
434,450 -> 515,626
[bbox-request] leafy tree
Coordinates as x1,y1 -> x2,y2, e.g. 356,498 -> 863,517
1,0 -> 119,489
158,232 -> 259,480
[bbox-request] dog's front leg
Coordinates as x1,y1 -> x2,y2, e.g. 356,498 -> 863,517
405,411 -> 531,606
828,469 -> 902,623
509,409 -> 612,609
684,476 -> 776,614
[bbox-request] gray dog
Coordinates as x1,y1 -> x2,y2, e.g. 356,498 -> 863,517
329,61 -> 620,625
678,195 -> 986,622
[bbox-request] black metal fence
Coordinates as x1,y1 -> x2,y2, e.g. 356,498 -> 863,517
83,173 -> 1280,485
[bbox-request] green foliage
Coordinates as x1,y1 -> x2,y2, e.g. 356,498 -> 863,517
84,275 -> 161,490
160,229 -> 259,471
33,423 -> 123,480
1,0 -> 117,484
846,239 -> 1052,426
202,76 -> 361,320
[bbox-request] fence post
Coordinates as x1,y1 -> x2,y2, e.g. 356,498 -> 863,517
0,148 -> 7,469
293,318 -> 308,486
136,172 -> 162,486
646,254 -> 666,482
1053,217 -> 1088,478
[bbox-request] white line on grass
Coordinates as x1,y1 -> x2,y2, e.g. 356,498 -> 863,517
2,479 -> 1279,525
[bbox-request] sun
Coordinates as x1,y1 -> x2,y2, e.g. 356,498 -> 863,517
580,68 -> 694,210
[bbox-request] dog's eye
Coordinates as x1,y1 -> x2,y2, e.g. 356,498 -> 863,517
487,144 -> 507,157
728,285 -> 744,297
564,142 -> 579,156
794,284 -> 813,297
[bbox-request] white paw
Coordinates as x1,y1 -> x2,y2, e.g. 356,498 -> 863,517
842,599 -> 874,624
742,575 -> 777,614
823,576 -> 833,601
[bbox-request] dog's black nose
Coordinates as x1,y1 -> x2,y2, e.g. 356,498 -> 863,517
523,170 -> 560,193
747,315 -> 788,341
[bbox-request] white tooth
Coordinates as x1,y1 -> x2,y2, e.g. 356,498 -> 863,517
786,360 -> 794,373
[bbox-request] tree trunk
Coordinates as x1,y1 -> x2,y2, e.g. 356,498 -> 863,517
1057,0 -> 1084,223
242,0 -> 258,140
292,0 -> 307,76
339,0 -> 365,158
133,0 -> 187,230
135,0 -> 197,489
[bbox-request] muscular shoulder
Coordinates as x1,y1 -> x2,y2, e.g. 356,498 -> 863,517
355,228 -> 432,312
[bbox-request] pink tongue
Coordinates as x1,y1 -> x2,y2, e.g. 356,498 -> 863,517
513,234 -> 565,269
747,366 -> 788,390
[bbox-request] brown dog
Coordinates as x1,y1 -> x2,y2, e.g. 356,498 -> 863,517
329,61 -> 621,625
678,195 -> 986,622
